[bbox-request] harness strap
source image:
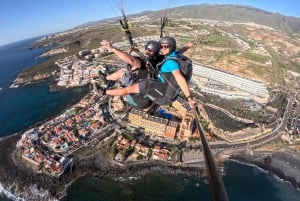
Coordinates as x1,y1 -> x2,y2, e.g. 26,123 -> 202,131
155,57 -> 179,92
160,16 -> 168,38
133,49 -> 179,103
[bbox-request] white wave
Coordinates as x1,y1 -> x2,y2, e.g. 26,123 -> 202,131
0,182 -> 26,201
14,183 -> 59,201
9,83 -> 19,88
114,176 -> 140,182
230,159 -> 293,185
26,184 -> 57,201
230,159 -> 270,174
1,181 -> 59,201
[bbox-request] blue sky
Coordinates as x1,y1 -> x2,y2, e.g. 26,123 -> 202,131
0,0 -> 299,46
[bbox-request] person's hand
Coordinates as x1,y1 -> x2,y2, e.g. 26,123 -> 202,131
186,41 -> 194,48
100,40 -> 114,52
187,96 -> 196,108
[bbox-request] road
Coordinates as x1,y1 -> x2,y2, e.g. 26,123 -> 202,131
83,89 -> 297,158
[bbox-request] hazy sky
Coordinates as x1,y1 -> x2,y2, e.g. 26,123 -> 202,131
0,0 -> 299,46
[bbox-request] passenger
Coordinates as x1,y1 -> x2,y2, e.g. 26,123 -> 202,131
99,40 -> 163,109
143,36 -> 195,106
100,36 -> 195,107
100,40 -> 163,87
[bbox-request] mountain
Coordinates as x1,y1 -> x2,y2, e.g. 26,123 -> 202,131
24,3 -> 300,89
159,4 -> 300,35
82,4 -> 300,36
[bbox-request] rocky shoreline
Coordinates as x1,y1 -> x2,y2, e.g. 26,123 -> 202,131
0,133 -> 204,201
0,133 -> 300,200
232,151 -> 300,189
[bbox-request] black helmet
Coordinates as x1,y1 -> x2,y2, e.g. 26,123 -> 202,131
159,36 -> 176,52
144,40 -> 160,55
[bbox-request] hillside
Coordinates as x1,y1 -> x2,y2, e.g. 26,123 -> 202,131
21,4 -> 300,89
163,4 -> 300,35
83,4 -> 300,37
130,4 -> 300,37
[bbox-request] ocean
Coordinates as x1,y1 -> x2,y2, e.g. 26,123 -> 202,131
0,38 -> 90,136
0,38 -> 300,201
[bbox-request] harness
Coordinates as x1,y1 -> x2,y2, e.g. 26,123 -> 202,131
114,5 -> 229,200
119,13 -> 135,53
134,50 -> 181,105
117,8 -> 179,106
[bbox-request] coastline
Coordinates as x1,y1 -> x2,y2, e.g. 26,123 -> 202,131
0,132 -> 300,200
1,23 -> 299,200
231,151 -> 300,189
0,133 -> 204,201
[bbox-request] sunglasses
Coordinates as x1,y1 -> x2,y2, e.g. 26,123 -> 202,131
145,47 -> 154,52
160,44 -> 170,49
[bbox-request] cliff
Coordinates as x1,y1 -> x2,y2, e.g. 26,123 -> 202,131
14,57 -> 59,85
14,71 -> 53,85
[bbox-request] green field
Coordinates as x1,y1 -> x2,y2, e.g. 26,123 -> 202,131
241,52 -> 268,64
202,33 -> 230,47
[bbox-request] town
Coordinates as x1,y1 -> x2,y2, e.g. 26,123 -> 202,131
17,50 -> 300,177
16,18 -> 300,177
18,82 -> 205,176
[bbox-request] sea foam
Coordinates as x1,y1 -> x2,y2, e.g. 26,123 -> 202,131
0,182 -> 25,201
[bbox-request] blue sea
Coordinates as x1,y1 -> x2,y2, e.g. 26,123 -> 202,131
0,38 -> 300,201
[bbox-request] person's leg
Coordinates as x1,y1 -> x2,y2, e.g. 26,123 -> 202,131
105,83 -> 140,96
99,70 -> 115,89
120,71 -> 136,86
106,69 -> 126,81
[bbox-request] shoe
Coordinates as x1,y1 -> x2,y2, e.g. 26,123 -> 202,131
99,71 -> 107,81
95,83 -> 106,96
106,80 -> 115,89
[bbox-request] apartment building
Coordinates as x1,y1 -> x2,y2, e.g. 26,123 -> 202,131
128,97 -> 197,141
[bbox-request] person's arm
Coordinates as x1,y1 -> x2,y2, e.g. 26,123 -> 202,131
177,41 -> 194,54
100,40 -> 141,69
172,70 -> 196,107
